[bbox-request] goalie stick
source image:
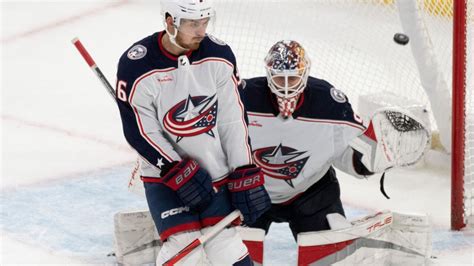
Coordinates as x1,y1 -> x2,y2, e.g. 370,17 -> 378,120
71,37 -> 116,100
163,209 -> 241,266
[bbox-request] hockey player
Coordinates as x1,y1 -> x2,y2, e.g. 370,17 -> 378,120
234,40 -> 434,265
238,40 -> 378,263
239,40 -> 372,235
114,0 -> 270,264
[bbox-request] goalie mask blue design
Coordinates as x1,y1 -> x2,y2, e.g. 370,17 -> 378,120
253,144 -> 309,188
163,94 -> 218,142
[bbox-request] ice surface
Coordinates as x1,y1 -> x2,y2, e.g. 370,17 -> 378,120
1,1 -> 472,265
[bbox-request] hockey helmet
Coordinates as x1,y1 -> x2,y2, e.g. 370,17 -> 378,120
264,40 -> 311,117
161,0 -> 215,49
161,0 -> 215,28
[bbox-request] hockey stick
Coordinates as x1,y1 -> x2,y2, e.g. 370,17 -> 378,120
163,209 -> 241,266
71,37 -> 116,100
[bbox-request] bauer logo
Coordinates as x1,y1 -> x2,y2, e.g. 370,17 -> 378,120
127,44 -> 147,60
330,87 -> 347,103
228,174 -> 262,191
174,160 -> 198,186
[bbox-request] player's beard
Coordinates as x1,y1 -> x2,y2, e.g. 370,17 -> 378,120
176,34 -> 203,50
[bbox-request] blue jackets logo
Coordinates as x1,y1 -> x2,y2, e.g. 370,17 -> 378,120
127,44 -> 147,60
163,94 -> 218,142
253,144 -> 309,188
330,87 -> 347,103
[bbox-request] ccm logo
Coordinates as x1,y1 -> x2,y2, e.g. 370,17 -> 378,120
174,160 -> 198,186
366,216 -> 393,233
161,206 -> 190,219
228,175 -> 262,191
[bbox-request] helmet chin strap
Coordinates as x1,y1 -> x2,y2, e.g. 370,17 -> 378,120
165,26 -> 188,51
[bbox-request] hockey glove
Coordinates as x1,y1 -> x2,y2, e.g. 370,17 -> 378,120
349,108 -> 430,173
227,165 -> 271,225
161,158 -> 214,213
349,120 -> 393,173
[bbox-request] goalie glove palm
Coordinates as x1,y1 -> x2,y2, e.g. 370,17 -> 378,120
350,108 -> 430,173
161,158 -> 214,212
228,165 -> 271,225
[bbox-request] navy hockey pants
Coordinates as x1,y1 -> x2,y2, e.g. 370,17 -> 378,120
144,182 -> 236,241
247,167 -> 345,240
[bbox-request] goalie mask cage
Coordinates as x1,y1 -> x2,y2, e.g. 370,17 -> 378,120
208,0 -> 473,230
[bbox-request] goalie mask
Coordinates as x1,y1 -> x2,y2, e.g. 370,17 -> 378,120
265,40 -> 311,118
161,0 -> 216,49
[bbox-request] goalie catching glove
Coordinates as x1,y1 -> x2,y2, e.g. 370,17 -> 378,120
350,107 -> 431,173
160,158 -> 215,213
227,165 -> 271,224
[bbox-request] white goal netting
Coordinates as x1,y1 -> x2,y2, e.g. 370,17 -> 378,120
210,0 -> 473,228
140,0 -> 473,228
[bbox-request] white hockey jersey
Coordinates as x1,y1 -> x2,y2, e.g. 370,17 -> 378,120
239,77 -> 366,203
116,31 -> 252,182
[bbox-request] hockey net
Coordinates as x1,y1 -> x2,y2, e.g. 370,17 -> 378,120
209,0 -> 473,229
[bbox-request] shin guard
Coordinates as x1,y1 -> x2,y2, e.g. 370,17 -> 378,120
237,227 -> 266,265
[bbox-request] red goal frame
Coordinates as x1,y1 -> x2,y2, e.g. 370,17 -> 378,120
451,0 -> 468,230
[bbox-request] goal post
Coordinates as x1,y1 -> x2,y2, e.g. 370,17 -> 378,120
452,0 -> 471,230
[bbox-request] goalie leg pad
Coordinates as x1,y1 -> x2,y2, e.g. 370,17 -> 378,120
296,211 -> 431,265
385,211 -> 432,259
113,210 -> 161,265
202,226 -> 250,265
156,230 -> 208,265
237,227 -> 266,265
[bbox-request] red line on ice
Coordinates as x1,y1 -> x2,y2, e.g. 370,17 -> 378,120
2,0 -> 130,44
2,114 -> 131,153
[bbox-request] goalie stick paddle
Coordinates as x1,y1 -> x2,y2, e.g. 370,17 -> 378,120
163,210 -> 241,266
71,37 -> 116,100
